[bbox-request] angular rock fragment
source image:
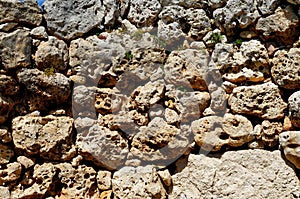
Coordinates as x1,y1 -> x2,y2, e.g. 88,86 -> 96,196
0,144 -> 14,165
0,128 -> 12,143
256,6 -> 299,45
35,36 -> 68,71
0,75 -> 19,96
12,115 -> 75,161
170,150 -> 300,198
228,82 -> 287,119
30,26 -> 48,39
97,170 -> 112,191
289,91 -> 300,128
279,131 -> 300,169
271,48 -> 300,90
127,0 -> 161,27
192,113 -> 254,151
43,0 -> 105,40
112,166 -> 166,199
0,29 -> 31,70
0,0 -> 42,26
0,162 -> 22,185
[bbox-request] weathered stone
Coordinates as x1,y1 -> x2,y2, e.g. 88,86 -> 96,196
289,91 -> 300,128
127,0 -> 161,27
103,0 -> 120,27
208,0 -> 227,9
0,0 -> 42,26
11,163 -> 57,199
0,22 -> 18,32
0,144 -> 14,165
0,29 -> 31,70
256,6 -> 299,45
213,0 -> 260,36
228,82 -> 287,119
35,36 -> 68,71
157,20 -> 185,41
56,163 -> 100,198
30,26 -> 48,39
192,113 -> 254,151
257,0 -> 280,15
0,128 -> 12,143
279,131 -> 300,169
157,169 -> 172,187
287,0 -> 300,4
0,95 -> 14,125
0,74 -> 19,96
43,0 -> 105,40
0,186 -> 10,199
112,166 -> 166,199
211,40 -> 270,83
17,68 -> 71,110
77,124 -> 128,170
12,115 -> 75,161
0,162 -> 21,185
17,156 -> 35,170
271,48 -> 300,89
164,49 -> 209,91
160,0 -> 206,8
130,117 -> 191,166
170,150 -> 300,198
97,170 -> 112,191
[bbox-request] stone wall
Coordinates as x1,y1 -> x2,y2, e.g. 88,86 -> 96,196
0,0 -> 300,198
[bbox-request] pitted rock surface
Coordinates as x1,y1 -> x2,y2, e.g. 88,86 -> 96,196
228,82 -> 287,119
12,115 -> 75,161
279,131 -> 300,169
289,91 -> 300,128
271,48 -> 300,89
43,0 -> 105,40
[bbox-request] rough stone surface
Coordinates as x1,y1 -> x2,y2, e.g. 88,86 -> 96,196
112,166 -> 166,199
55,163 -> 100,198
213,0 -> 261,36
30,26 -> 48,39
289,91 -> 300,128
0,0 -> 42,26
0,29 -> 32,70
271,48 -> 300,89
279,131 -> 300,169
0,186 -> 10,199
0,95 -> 14,125
256,6 -> 299,45
12,116 -> 75,161
288,0 -> 300,4
0,128 -> 12,143
0,74 -> 19,96
228,82 -> 287,119
0,144 -> 14,165
11,163 -> 57,199
170,150 -> 300,198
97,170 -> 112,191
17,68 -> 71,110
77,124 -> 129,170
17,156 -> 35,170
43,0 -> 105,40
192,113 -> 254,151
0,162 -> 22,185
35,36 -> 68,71
128,0 -> 161,27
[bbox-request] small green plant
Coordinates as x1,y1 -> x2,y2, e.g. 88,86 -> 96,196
44,67 -> 55,76
125,51 -> 133,60
235,38 -> 243,46
210,32 -> 223,44
177,85 -> 188,93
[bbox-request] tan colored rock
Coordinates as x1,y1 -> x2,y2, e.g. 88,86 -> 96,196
12,115 -> 75,161
0,186 -> 10,199
0,162 -> 22,184
283,116 -> 293,131
228,82 -> 287,119
289,91 -> 300,128
279,131 -> 300,169
0,74 -> 19,96
0,95 -> 14,125
256,6 -> 299,45
192,113 -> 254,151
164,49 -> 209,91
77,124 -> 128,170
56,163 -> 100,199
0,29 -> 32,70
130,117 -> 190,166
272,48 -> 300,90
11,163 -> 57,199
0,0 -> 42,26
17,156 -> 35,170
112,166 -> 166,199
35,36 -> 68,71
0,144 -> 14,165
0,127 -> 12,143
100,190 -> 113,199
97,170 -> 112,191
170,150 -> 300,198
288,0 -> 300,4
30,26 -> 48,39
157,169 -> 172,187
